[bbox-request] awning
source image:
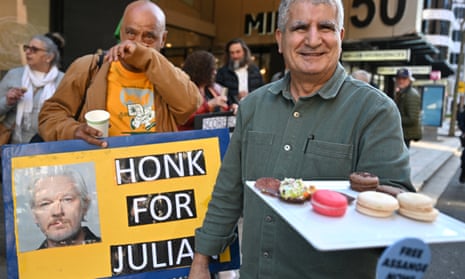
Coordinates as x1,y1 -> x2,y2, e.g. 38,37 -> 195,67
342,34 -> 455,78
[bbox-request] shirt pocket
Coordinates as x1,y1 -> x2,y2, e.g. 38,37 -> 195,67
244,130 -> 274,177
303,139 -> 353,179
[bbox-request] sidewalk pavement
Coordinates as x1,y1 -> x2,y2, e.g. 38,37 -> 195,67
410,121 -> 461,192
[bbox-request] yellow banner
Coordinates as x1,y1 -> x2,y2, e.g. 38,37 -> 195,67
9,136 -> 230,278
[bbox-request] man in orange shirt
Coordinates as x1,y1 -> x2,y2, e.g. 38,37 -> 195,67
39,0 -> 201,148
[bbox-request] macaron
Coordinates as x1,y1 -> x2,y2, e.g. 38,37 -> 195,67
356,191 -> 399,218
397,192 -> 439,222
311,189 -> 348,217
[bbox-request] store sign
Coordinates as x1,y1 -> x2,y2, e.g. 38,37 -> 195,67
458,81 -> 465,93
341,49 -> 410,62
343,0 -> 422,40
377,66 -> 432,75
244,11 -> 278,36
241,1 -> 422,40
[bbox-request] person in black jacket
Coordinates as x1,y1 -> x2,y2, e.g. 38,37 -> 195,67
457,105 -> 465,182
216,38 -> 264,105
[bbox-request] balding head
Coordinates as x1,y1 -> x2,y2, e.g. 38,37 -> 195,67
120,0 -> 167,50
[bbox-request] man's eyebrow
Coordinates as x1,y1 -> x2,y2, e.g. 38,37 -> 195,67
289,20 -> 309,28
319,19 -> 337,27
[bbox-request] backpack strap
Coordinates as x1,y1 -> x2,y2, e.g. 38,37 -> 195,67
74,51 -> 105,120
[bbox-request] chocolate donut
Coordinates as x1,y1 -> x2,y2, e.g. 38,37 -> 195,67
349,172 -> 379,192
255,177 -> 281,197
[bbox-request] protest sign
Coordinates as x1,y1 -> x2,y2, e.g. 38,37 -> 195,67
1,129 -> 239,278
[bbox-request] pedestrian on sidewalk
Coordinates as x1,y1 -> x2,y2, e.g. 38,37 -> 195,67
393,68 -> 422,148
457,106 -> 465,182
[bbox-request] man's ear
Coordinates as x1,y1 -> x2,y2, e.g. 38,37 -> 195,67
82,197 -> 91,219
160,30 -> 168,48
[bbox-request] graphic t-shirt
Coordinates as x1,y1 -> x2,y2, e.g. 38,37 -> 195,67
107,61 -> 156,135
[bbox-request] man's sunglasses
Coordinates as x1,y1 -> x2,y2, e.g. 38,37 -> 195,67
23,45 -> 47,53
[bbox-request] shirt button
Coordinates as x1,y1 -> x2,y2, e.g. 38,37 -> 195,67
293,111 -> 300,118
284,144 -> 291,151
263,251 -> 270,258
265,215 -> 273,222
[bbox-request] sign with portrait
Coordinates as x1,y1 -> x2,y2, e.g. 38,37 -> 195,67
1,129 -> 239,278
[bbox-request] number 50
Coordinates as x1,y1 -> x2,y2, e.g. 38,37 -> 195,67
350,0 -> 407,27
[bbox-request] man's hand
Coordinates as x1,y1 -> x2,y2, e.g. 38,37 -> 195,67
105,40 -> 138,63
188,253 -> 211,279
230,103 -> 239,115
74,123 -> 108,148
207,95 -> 228,111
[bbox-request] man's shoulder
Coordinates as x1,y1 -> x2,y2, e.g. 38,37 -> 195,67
68,53 -> 100,70
247,63 -> 260,70
406,87 -> 421,98
217,65 -> 230,73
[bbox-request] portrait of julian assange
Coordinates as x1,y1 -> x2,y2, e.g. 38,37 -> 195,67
14,163 -> 101,252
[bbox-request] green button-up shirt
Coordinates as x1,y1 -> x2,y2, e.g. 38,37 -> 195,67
195,64 -> 413,279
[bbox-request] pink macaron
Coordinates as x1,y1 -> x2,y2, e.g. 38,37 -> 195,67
311,189 -> 348,217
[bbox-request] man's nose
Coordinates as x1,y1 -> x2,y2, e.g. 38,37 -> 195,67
51,201 -> 64,215
305,27 -> 322,46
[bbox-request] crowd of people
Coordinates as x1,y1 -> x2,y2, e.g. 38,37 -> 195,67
0,0 -> 445,277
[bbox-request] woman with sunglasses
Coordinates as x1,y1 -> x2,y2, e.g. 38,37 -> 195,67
0,33 -> 65,144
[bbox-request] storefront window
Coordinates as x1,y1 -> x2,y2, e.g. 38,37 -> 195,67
162,26 -> 213,67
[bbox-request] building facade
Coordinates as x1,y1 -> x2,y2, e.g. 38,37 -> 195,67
0,0 -> 459,87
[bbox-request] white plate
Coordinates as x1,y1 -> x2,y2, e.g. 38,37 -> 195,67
246,180 -> 465,251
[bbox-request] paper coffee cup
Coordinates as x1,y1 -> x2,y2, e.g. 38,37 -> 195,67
85,110 -> 110,137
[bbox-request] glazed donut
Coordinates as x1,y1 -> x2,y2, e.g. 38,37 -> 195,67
349,172 -> 379,192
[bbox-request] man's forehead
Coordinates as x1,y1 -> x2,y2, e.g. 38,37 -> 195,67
35,175 -> 75,188
287,2 -> 337,20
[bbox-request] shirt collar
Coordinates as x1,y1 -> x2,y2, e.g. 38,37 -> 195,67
269,63 -> 348,100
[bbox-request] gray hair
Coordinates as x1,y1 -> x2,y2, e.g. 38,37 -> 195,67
29,166 -> 91,217
277,0 -> 344,32
352,70 -> 372,83
31,34 -> 61,67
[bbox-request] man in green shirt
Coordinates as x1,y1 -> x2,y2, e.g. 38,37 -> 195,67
189,0 -> 414,278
